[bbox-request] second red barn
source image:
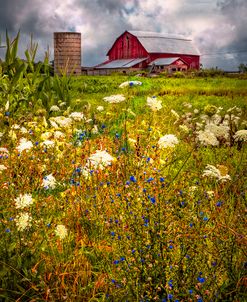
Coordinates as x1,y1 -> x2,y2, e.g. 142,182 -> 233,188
96,30 -> 200,73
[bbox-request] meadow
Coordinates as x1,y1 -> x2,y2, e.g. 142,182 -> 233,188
0,35 -> 247,301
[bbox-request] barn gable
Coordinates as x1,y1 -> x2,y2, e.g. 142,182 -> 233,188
107,31 -> 148,60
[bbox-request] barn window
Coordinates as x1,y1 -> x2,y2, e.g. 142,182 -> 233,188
126,36 -> 130,50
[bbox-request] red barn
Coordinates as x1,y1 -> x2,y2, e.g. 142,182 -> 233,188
96,30 -> 200,73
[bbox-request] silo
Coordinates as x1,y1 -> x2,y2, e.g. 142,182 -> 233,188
54,32 -> 81,75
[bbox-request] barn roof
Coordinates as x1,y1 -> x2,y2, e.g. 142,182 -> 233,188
149,57 -> 180,66
149,57 -> 188,66
97,58 -> 147,69
128,31 -> 200,56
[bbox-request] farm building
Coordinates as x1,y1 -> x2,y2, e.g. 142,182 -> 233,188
93,30 -> 200,74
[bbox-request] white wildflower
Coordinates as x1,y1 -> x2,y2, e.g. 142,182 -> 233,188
0,147 -> 9,156
232,115 -> 240,126
202,164 -> 231,182
92,125 -> 99,134
69,112 -> 85,121
147,97 -> 162,111
41,132 -> 53,140
0,164 -> 7,171
189,186 -> 198,195
196,122 -> 203,130
5,100 -> 10,111
16,138 -> 33,153
42,140 -> 55,148
234,130 -> 247,142
103,94 -> 126,104
50,105 -> 60,112
11,124 -> 20,130
158,134 -> 179,149
59,102 -> 67,107
200,114 -> 221,125
20,127 -> 28,134
43,174 -> 57,189
49,119 -> 59,128
119,81 -> 142,88
205,124 -> 230,140
81,168 -> 90,179
206,191 -> 215,198
51,116 -> 72,128
197,130 -> 219,146
15,212 -> 32,231
55,224 -> 68,240
128,138 -> 137,146
54,131 -> 65,139
97,106 -> 104,112
15,193 -> 33,209
194,109 -> 199,114
87,150 -> 115,170
183,102 -> 192,109
227,106 -> 237,113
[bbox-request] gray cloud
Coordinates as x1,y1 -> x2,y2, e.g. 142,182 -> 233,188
0,0 -> 246,70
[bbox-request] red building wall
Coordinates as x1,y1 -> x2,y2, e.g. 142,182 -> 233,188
107,31 -> 200,70
107,32 -> 148,60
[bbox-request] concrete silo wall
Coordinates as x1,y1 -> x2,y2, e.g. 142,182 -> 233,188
54,32 -> 81,75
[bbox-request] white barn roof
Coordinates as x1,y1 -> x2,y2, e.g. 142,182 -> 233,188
128,31 -> 200,56
97,58 -> 147,69
149,57 -> 180,66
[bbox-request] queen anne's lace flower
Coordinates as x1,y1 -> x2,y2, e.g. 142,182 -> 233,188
16,138 -> 33,153
103,94 -> 126,103
54,131 -> 65,139
97,106 -> 104,112
55,224 -> 68,240
234,130 -> 247,142
50,105 -> 60,112
50,116 -> 72,128
15,213 -> 32,231
205,124 -> 230,140
15,193 -> 33,209
43,174 -> 57,189
42,140 -> 55,148
147,97 -> 162,111
158,134 -> 179,149
0,164 -> 7,171
87,150 -> 115,170
202,164 -> 231,182
119,81 -> 142,88
0,147 -> 8,156
69,112 -> 85,121
197,130 -> 219,146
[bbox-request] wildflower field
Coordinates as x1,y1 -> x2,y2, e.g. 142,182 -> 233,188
0,36 -> 247,302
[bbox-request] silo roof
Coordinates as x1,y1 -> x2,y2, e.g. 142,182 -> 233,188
128,31 -> 200,56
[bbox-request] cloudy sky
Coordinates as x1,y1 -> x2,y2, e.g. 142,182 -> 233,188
0,0 -> 246,70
